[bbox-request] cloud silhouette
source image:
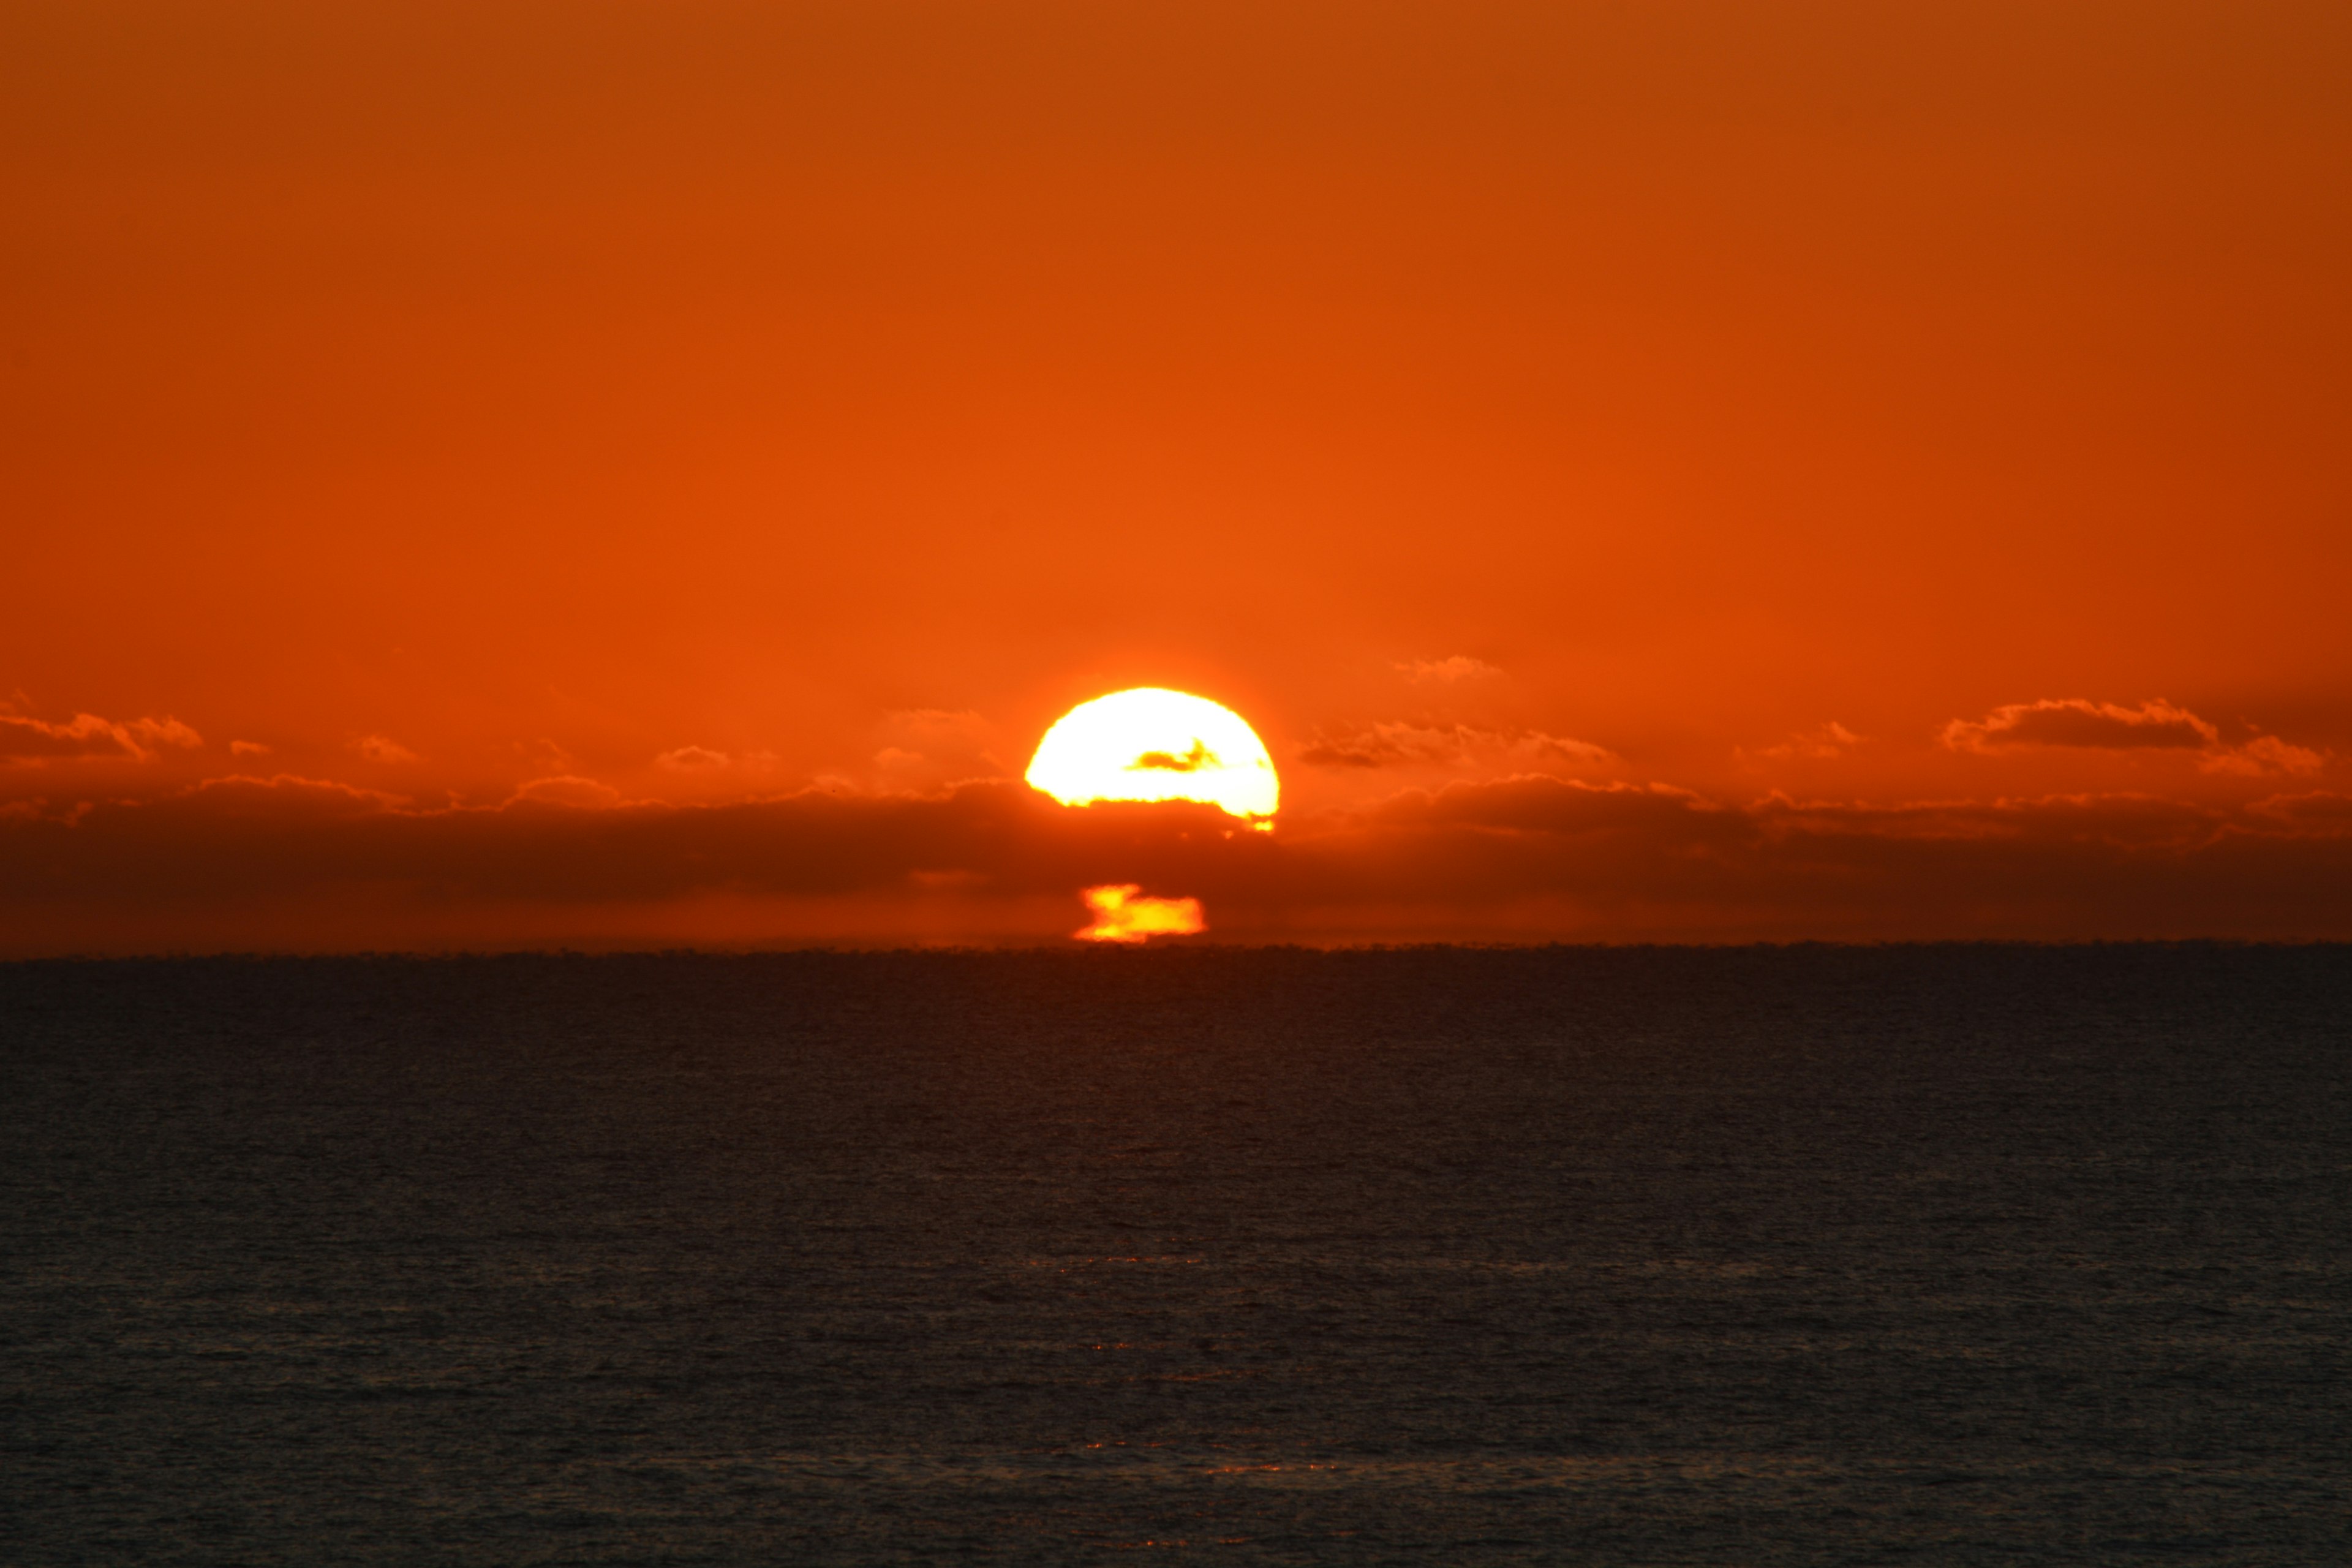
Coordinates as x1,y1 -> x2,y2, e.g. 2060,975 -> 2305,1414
1132,741 -> 1218,772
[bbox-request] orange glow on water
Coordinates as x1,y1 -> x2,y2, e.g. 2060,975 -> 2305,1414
1074,884 -> 1207,944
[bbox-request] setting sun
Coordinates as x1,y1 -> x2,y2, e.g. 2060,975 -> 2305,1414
1026,688 -> 1279,823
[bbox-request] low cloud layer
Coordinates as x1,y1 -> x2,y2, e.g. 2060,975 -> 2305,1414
5,772 -> 2349,952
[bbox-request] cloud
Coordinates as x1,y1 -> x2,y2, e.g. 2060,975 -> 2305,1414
352,734 -> 421,764
1134,741 -> 1218,772
1747,722 -> 1863,761
155,772 -> 412,819
1942,698 -> 2217,753
870,709 -> 1004,785
889,709 -> 991,739
228,740 -> 272,758
1943,698 -> 2324,777
2249,790 -> 2352,830
1298,723 -> 1610,770
657,745 -> 731,771
0,708 -> 201,764
8,774 -> 2352,951
511,775 -> 625,808
2198,734 -> 2326,778
1376,776 -> 1715,834
1398,656 -> 1501,684
514,737 -> 575,772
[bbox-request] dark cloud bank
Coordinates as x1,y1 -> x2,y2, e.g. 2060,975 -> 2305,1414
5,774 -> 2350,952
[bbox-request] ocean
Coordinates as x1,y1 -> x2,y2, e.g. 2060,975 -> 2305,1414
4,946 -> 2348,1564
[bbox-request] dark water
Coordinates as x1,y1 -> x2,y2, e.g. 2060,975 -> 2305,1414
4,946 -> 2349,1565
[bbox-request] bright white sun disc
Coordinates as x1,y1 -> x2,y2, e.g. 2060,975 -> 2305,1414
1026,688 -> 1278,821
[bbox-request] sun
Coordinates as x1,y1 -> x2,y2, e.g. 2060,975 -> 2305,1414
1027,688 -> 1279,823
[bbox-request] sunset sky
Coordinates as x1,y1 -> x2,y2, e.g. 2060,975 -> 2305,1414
6,2 -> 2350,950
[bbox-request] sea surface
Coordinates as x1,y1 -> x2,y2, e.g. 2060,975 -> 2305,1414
3,946 -> 2348,1565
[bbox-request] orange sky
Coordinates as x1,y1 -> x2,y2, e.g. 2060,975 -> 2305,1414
6,2 -> 2351,951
